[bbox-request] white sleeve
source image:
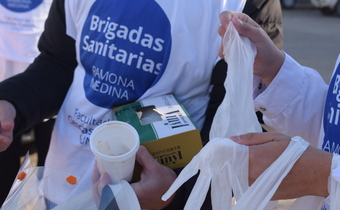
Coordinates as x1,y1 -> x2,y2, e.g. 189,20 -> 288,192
332,156 -> 340,183
253,52 -> 328,147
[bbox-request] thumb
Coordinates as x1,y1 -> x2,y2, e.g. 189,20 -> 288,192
232,16 -> 256,36
231,16 -> 269,48
230,131 -> 291,146
230,132 -> 275,146
135,145 -> 158,171
0,100 -> 15,150
0,100 -> 16,132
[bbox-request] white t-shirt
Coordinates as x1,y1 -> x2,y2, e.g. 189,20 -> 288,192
0,0 -> 52,63
43,0 -> 247,204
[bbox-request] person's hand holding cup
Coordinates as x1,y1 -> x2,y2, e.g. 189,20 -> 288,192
90,121 -> 140,184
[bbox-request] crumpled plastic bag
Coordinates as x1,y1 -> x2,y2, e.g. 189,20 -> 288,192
0,153 -> 140,210
0,152 -> 47,210
162,22 -> 325,210
163,137 -> 249,209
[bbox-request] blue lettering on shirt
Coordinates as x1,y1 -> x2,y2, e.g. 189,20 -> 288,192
323,61 -> 340,154
80,0 -> 171,109
0,0 -> 43,12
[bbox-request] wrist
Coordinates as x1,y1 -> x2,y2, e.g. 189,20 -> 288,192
258,50 -> 285,87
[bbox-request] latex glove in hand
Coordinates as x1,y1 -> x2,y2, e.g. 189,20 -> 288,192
162,137 -> 249,210
230,131 -> 331,199
230,132 -> 290,186
131,146 -> 177,210
0,100 -> 16,152
163,135 -> 311,210
218,11 -> 284,87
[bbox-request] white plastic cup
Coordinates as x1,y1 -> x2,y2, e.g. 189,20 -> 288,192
90,121 -> 140,184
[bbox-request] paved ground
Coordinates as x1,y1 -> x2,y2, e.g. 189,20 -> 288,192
282,4 -> 340,83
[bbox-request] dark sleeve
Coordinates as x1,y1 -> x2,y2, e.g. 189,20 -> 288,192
0,0 -> 77,137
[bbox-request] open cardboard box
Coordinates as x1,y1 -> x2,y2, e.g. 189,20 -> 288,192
112,93 -> 203,181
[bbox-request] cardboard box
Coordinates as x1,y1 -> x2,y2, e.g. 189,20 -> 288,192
112,93 -> 203,172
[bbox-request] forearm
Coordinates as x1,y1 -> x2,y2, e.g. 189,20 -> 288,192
0,59 -> 74,136
273,145 -> 332,200
235,132 -> 332,200
0,0 -> 77,135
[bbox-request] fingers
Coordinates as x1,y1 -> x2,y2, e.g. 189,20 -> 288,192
218,11 -> 260,59
0,100 -> 16,152
230,132 -> 292,185
220,12 -> 263,43
230,131 -> 291,146
0,118 -> 15,147
219,11 -> 256,34
135,145 -> 159,171
92,162 -> 111,207
218,11 -> 236,59
92,162 -> 101,184
98,173 -> 111,195
231,16 -> 255,38
0,100 -> 16,127
218,11 -> 284,86
0,122 -> 14,151
131,146 -> 177,209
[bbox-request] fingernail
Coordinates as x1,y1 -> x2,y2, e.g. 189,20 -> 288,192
237,18 -> 244,28
229,135 -> 240,142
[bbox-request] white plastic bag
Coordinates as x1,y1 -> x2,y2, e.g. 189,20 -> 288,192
162,137 -> 249,209
0,153 -> 47,210
0,153 -> 140,210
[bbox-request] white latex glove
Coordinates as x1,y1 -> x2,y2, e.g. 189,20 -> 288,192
162,137 -> 248,210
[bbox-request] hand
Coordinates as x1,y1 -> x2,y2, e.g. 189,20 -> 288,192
131,146 -> 177,210
0,100 -> 16,152
218,11 -> 285,86
92,162 -> 111,207
230,132 -> 332,200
